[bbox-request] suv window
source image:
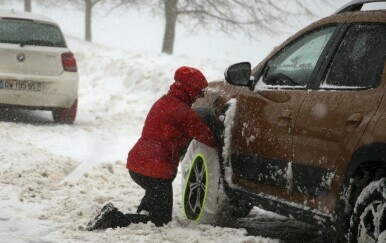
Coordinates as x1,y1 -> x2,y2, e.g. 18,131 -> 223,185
262,26 -> 336,88
0,19 -> 66,47
321,24 -> 386,89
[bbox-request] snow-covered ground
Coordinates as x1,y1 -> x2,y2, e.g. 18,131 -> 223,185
0,36 -> 281,243
0,1 -> 348,242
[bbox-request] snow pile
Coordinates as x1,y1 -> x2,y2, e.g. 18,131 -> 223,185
0,124 -> 78,242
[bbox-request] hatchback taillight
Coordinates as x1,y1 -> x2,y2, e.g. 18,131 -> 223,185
61,52 -> 77,72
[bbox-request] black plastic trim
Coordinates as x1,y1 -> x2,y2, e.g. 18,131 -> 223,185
227,186 -> 333,228
340,143 -> 386,196
231,153 -> 334,197
194,108 -> 222,145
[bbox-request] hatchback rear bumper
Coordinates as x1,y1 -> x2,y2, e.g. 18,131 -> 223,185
0,71 -> 78,109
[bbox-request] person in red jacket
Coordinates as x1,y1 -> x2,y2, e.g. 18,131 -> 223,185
87,66 -> 216,230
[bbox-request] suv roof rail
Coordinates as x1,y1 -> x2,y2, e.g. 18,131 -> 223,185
334,0 -> 386,14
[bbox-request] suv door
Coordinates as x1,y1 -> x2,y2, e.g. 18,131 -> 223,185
231,26 -> 337,200
292,24 -> 386,213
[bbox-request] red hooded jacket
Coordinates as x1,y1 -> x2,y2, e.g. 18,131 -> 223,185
127,67 -> 216,179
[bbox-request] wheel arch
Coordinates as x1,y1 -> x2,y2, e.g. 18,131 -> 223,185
186,108 -> 254,221
194,107 -> 223,144
194,107 -> 227,173
335,142 -> 386,238
344,143 -> 386,183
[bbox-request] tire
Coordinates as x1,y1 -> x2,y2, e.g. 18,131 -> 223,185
181,139 -> 252,224
348,178 -> 386,243
227,198 -> 254,218
52,98 -> 77,124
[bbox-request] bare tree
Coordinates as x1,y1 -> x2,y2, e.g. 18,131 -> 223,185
125,0 -> 318,54
162,0 -> 178,54
37,0 -> 109,42
85,0 -> 102,42
24,0 -> 32,12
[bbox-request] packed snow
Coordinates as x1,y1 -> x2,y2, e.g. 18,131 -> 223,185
0,1 -> 349,242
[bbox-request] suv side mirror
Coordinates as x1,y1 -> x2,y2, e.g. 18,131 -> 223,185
224,62 -> 253,88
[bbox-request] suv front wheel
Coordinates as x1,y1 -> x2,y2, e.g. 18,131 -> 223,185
181,140 -> 252,224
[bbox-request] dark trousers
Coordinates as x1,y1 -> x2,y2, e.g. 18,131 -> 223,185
113,170 -> 174,227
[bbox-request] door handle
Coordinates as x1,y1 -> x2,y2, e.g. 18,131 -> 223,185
280,109 -> 293,119
278,109 -> 293,126
346,113 -> 363,131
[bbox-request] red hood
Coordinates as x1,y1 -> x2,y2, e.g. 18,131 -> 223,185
168,66 -> 208,105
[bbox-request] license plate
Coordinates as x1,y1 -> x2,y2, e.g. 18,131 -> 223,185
0,80 -> 42,91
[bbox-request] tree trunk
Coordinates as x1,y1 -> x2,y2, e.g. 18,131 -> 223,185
24,0 -> 31,12
85,0 -> 92,42
162,0 -> 178,54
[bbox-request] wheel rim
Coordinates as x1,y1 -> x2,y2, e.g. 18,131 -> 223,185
357,200 -> 386,243
183,153 -> 208,221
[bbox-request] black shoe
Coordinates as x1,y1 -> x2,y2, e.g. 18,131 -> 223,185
86,203 -> 118,231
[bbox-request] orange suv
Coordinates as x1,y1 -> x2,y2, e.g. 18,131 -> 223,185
180,0 -> 386,242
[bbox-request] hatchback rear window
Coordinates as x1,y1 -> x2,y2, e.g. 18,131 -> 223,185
0,19 -> 66,47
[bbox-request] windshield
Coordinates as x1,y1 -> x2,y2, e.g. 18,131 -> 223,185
0,19 -> 66,47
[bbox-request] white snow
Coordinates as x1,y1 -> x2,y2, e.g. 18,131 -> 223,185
354,179 -> 386,212
319,83 -> 370,90
286,162 -> 293,192
321,172 -> 335,190
222,99 -> 237,164
242,122 -> 259,147
221,99 -> 240,191
0,1 -> 348,242
255,82 -> 307,91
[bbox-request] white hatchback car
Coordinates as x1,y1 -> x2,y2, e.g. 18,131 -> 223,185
0,10 -> 79,124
